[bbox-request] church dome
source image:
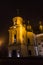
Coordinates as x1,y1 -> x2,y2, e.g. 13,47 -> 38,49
12,16 -> 23,25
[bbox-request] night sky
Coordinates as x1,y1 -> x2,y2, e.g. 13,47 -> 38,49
0,1 -> 43,44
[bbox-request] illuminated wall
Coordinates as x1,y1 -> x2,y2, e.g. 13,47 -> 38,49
8,16 -> 35,57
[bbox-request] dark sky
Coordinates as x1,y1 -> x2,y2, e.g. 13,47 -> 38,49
0,1 -> 43,43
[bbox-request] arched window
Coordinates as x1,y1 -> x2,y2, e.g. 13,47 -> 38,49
27,38 -> 30,45
14,34 -> 16,44
14,35 -> 16,39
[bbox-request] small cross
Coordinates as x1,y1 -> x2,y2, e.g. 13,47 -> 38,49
17,9 -> 19,15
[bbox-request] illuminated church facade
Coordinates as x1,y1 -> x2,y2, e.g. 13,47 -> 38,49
8,16 -> 43,57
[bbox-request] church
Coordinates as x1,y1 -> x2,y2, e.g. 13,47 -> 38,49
8,16 -> 43,57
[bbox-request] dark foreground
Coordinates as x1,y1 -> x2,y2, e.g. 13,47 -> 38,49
0,57 -> 43,64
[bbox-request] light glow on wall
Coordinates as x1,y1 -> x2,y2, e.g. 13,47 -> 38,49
0,38 -> 5,46
17,53 -> 20,57
20,24 -> 23,43
39,25 -> 43,31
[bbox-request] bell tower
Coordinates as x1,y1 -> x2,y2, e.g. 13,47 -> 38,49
8,14 -> 29,57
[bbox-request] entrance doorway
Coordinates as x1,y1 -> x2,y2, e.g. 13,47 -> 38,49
28,50 -> 31,56
12,50 -> 17,57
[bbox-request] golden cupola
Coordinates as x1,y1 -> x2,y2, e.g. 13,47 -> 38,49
39,21 -> 43,32
27,20 -> 33,32
12,17 -> 23,25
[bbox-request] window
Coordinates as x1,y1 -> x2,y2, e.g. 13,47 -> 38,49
14,35 -> 16,39
28,50 -> 31,56
27,39 -> 30,45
